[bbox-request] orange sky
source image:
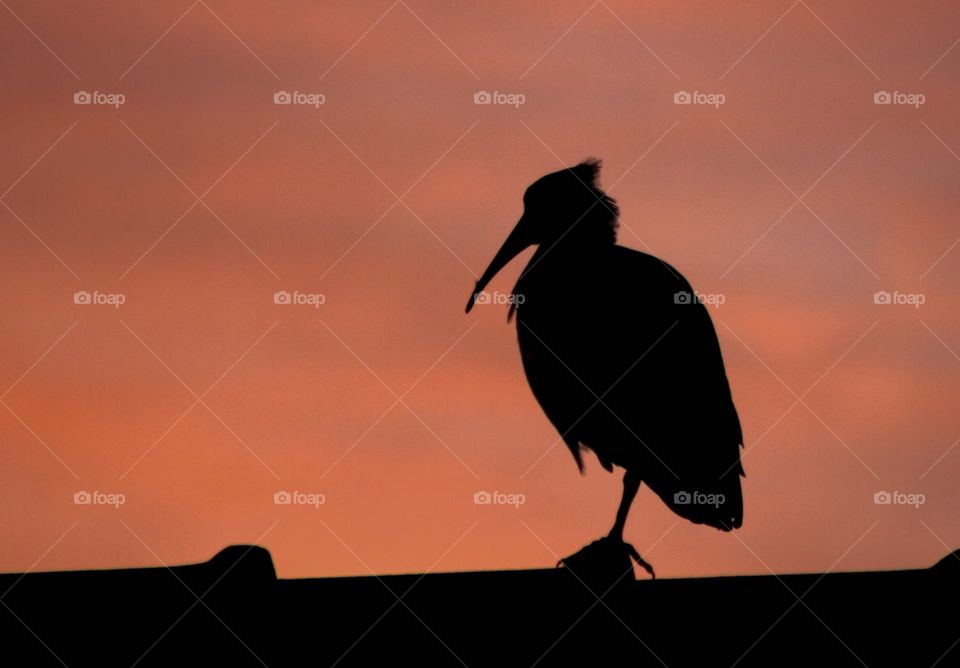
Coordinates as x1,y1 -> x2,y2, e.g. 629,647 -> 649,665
1,0 -> 959,580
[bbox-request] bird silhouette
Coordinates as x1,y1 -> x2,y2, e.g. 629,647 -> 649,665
466,159 -> 744,582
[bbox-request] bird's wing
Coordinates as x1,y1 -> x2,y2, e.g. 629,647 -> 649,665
596,248 -> 744,528
515,245 -> 744,526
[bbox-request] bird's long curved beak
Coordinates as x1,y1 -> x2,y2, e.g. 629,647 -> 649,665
465,217 -> 532,313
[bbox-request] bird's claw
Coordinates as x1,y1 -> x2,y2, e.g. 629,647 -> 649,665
623,542 -> 656,579
556,537 -> 656,584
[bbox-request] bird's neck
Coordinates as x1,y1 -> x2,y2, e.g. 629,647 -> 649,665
533,238 -> 612,263
515,241 -> 611,289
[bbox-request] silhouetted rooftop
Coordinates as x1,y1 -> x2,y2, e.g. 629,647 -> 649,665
3,546 -> 957,666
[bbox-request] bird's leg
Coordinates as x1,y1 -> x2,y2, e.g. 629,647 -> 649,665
608,469 -> 655,579
608,469 -> 641,542
557,469 -> 655,581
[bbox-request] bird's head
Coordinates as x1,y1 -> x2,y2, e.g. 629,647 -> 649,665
465,158 -> 618,313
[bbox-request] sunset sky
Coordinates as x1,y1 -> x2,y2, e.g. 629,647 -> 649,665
1,1 -> 959,580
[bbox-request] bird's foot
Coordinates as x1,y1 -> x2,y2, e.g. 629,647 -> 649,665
620,541 -> 656,580
556,536 -> 656,592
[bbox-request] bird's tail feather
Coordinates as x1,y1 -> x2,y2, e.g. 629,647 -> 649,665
563,436 -> 585,474
650,469 -> 743,531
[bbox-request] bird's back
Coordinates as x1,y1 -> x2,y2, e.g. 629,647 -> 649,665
515,244 -> 744,530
